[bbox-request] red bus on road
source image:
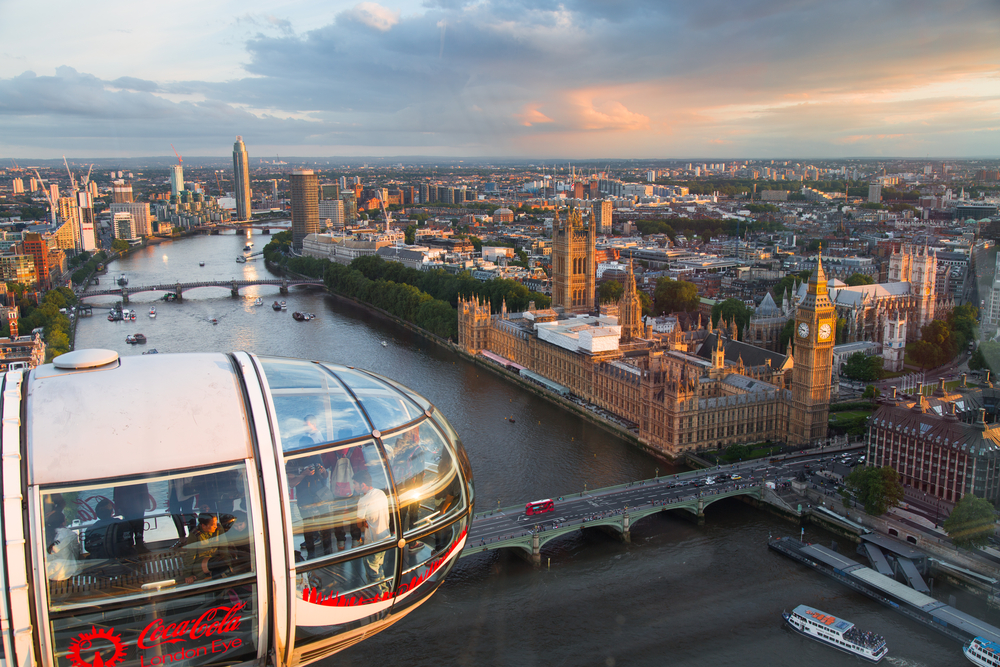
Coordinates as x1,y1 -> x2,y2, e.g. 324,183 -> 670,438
525,499 -> 554,515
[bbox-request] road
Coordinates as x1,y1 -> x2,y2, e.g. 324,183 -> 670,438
465,451 -> 863,547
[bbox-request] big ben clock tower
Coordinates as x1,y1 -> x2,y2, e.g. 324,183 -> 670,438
789,250 -> 836,446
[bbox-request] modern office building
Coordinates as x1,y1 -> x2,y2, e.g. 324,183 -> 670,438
170,165 -> 185,197
319,199 -> 344,229
11,178 -> 23,194
233,135 -> 252,221
321,183 -> 340,200
291,170 -> 319,250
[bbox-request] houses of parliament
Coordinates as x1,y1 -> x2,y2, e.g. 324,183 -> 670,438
458,208 -> 836,458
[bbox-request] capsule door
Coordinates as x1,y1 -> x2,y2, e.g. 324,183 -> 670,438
32,463 -> 269,667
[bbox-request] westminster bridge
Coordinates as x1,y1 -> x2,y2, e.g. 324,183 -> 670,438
79,278 -> 326,303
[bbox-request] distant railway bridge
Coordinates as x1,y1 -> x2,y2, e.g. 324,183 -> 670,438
80,278 -> 325,303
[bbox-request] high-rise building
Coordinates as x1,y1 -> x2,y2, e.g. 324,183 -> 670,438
868,183 -> 882,204
419,183 -> 429,204
551,207 -> 596,314
170,165 -> 185,197
789,253 -> 836,445
341,192 -> 357,225
113,212 -> 135,240
318,199 -> 344,229
110,202 -> 151,237
76,192 -> 97,252
22,233 -> 49,288
56,197 -> 80,250
593,200 -> 613,235
112,180 -> 133,203
11,178 -> 23,194
339,176 -> 347,190
28,178 -> 38,193
87,181 -> 98,197
290,170 -> 319,250
320,184 -> 340,200
232,136 -> 251,221
49,184 -> 59,202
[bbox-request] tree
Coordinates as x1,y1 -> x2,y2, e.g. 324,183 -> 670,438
778,318 -> 795,352
598,280 -> 623,304
845,466 -> 904,516
711,298 -> 753,339
943,494 -> 997,548
111,239 -> 129,252
846,273 -> 875,286
970,348 -> 989,372
842,352 -> 883,382
807,239 -> 822,252
862,385 -> 880,404
653,278 -> 699,315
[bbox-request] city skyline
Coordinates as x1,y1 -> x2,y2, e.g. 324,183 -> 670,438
1,0 -> 998,160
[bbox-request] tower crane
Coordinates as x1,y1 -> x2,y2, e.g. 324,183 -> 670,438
215,170 -> 225,197
62,156 -> 78,195
82,164 -> 94,187
31,169 -> 58,225
171,144 -> 183,164
378,193 -> 393,234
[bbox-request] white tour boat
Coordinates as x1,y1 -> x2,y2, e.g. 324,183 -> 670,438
966,637 -> 1000,666
149,306 -> 156,317
783,605 -> 887,662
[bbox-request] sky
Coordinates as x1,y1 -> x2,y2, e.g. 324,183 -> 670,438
0,0 -> 998,160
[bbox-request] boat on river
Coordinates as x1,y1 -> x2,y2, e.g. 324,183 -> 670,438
280,301 -> 287,310
149,306 -> 156,317
783,605 -> 886,662
293,312 -> 316,321
125,333 -> 147,344
237,256 -> 247,263
254,297 -> 263,307
272,301 -> 282,311
199,261 -> 205,267
966,637 -> 1000,666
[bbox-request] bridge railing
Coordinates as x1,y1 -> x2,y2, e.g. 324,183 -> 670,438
472,464 -> 766,521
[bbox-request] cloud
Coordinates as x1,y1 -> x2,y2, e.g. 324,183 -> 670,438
1,0 -> 999,157
338,2 -> 400,32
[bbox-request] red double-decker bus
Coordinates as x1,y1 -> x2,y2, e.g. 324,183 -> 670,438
525,499 -> 554,516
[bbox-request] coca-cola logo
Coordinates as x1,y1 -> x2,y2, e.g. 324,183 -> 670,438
138,602 -> 245,650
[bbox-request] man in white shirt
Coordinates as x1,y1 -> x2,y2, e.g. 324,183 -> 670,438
353,470 -> 390,590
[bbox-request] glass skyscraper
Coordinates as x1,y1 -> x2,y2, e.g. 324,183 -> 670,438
233,135 -> 252,221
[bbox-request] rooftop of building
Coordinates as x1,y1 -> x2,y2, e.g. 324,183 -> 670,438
696,332 -> 788,369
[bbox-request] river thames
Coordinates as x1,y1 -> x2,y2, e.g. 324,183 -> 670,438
74,229 -> 983,666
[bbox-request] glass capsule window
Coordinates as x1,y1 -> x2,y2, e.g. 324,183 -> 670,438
40,464 -> 260,667
258,356 -> 474,650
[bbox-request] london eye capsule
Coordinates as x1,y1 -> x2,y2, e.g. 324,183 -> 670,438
1,349 -> 474,666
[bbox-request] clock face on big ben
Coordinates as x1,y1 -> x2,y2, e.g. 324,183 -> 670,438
819,323 -> 832,341
798,322 -> 810,338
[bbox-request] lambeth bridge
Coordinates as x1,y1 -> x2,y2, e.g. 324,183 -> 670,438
463,465 -> 766,564
79,278 -> 326,303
